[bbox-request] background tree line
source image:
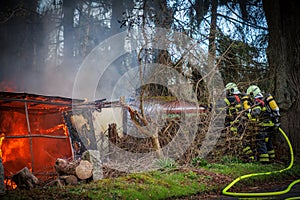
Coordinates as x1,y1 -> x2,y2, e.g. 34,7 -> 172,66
0,0 -> 299,156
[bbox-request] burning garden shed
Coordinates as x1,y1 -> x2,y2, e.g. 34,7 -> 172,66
0,91 -> 123,184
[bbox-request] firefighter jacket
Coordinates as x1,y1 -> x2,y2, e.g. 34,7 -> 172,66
224,94 -> 243,127
247,94 -> 280,127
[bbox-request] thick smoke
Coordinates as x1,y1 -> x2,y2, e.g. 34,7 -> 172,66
0,2 -> 108,99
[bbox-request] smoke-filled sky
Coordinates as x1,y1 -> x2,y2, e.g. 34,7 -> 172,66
0,0 -> 126,100
0,51 -> 81,99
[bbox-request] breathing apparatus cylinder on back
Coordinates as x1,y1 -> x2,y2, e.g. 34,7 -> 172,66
265,94 -> 279,114
242,95 -> 251,110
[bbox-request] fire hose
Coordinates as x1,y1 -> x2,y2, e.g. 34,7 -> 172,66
222,127 -> 300,199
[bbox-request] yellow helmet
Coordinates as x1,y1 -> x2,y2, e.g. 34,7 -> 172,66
246,85 -> 261,97
225,82 -> 240,94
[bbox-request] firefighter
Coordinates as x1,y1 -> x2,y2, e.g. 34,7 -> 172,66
241,93 -> 256,161
224,82 -> 243,136
246,85 -> 280,163
224,83 -> 254,162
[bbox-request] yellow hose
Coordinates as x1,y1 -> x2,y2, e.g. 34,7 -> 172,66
222,127 -> 300,197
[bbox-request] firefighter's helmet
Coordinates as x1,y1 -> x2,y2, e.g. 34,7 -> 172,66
225,82 -> 240,94
246,85 -> 261,97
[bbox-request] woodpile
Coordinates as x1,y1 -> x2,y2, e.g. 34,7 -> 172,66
8,148 -> 104,189
47,158 -> 93,187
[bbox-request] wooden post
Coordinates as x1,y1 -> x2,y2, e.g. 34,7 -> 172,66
108,123 -> 118,159
152,132 -> 163,158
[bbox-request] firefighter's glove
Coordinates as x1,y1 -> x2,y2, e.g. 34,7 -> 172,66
271,111 -> 280,118
275,122 -> 280,127
274,121 -> 280,129
273,115 -> 280,123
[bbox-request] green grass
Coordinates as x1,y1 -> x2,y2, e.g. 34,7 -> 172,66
2,160 -> 300,200
203,160 -> 300,187
205,161 -> 298,176
67,170 -> 207,200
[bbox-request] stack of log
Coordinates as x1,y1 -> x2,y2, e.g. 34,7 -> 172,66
52,158 -> 93,186
10,158 -> 93,189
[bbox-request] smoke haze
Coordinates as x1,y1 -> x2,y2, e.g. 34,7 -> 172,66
0,0 -> 127,100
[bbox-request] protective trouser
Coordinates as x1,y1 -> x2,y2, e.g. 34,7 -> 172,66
229,121 -> 239,135
256,125 -> 276,163
242,145 -> 255,162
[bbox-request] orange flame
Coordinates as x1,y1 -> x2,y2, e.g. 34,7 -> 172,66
1,133 -> 18,190
0,133 -> 4,158
1,104 -> 73,181
4,179 -> 17,190
0,81 -> 17,92
41,124 -> 68,135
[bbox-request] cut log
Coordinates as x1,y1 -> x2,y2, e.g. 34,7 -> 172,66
82,150 -> 103,180
54,158 -> 80,176
54,158 -> 93,180
75,160 -> 93,180
11,167 -> 38,189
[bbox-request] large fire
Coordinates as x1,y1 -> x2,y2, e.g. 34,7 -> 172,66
0,133 -> 4,160
0,92 -> 75,188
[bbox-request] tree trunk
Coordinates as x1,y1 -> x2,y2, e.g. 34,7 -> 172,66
62,0 -> 76,66
263,0 -> 300,156
206,0 -> 218,104
111,0 -> 129,35
208,0 -> 217,60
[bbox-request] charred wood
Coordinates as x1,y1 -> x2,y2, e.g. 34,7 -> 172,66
11,167 -> 39,189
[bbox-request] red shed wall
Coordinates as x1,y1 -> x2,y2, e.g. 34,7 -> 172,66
0,103 -> 73,180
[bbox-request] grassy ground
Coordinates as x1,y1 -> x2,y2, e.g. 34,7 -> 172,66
2,159 -> 300,200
